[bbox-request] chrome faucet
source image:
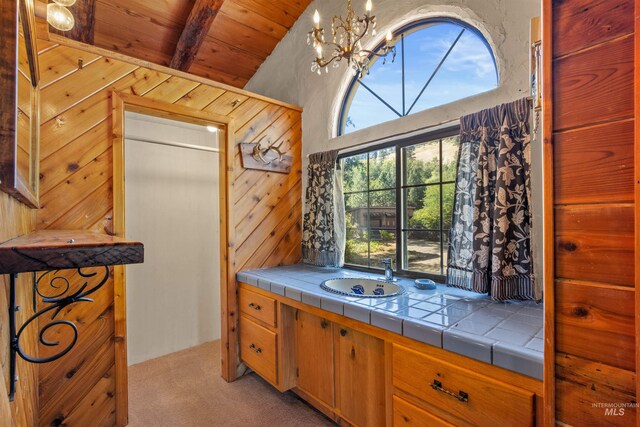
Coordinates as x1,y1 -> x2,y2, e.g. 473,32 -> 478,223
381,258 -> 396,282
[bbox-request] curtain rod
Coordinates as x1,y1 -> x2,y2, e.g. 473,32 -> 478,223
126,137 -> 220,153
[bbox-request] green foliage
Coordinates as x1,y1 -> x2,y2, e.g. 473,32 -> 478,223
343,140 -> 459,266
379,230 -> 394,242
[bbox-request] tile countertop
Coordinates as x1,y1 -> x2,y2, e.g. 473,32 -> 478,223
236,264 -> 543,380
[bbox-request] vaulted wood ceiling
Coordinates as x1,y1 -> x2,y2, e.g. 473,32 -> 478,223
49,0 -> 313,88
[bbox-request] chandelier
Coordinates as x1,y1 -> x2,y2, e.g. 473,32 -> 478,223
307,0 -> 396,77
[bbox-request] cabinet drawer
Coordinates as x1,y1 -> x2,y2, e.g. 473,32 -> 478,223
240,316 -> 277,385
392,344 -> 534,427
393,395 -> 454,427
239,286 -> 277,327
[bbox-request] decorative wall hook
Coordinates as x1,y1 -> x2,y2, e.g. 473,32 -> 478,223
239,135 -> 293,174
252,135 -> 284,165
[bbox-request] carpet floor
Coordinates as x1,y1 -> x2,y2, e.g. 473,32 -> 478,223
128,341 -> 334,427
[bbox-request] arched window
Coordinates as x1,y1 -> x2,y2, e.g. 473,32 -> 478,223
338,18 -> 498,135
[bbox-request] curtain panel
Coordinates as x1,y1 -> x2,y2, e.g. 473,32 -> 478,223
302,150 -> 345,267
447,98 -> 536,301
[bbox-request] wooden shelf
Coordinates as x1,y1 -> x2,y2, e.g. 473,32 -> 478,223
0,230 -> 144,274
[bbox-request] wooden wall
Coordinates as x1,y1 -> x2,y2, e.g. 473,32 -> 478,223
549,0 -> 636,425
35,41 -> 302,425
0,192 -> 38,427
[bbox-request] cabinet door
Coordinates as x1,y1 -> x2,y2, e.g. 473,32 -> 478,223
334,325 -> 385,427
295,310 -> 335,407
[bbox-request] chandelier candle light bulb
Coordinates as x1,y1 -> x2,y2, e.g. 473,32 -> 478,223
307,0 -> 396,77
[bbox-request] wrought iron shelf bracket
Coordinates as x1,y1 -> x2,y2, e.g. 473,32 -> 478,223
0,229 -> 144,401
8,266 -> 110,401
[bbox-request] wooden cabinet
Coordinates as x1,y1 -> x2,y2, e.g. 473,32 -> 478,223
295,310 -> 335,407
239,286 -> 277,327
334,325 -> 385,427
392,395 -> 454,427
237,283 -> 542,427
238,284 -> 295,392
392,344 -> 535,427
239,316 -> 278,384
294,313 -> 386,426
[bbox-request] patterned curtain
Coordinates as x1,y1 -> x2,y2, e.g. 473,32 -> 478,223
447,98 -> 535,301
302,150 -> 345,267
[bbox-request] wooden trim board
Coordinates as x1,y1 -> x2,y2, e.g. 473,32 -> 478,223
635,2 -> 640,424
541,2 -> 555,425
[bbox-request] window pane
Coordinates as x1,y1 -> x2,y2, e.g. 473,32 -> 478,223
406,186 -> 440,230
404,22 -> 466,109
342,82 -> 401,134
357,40 -> 404,115
404,140 -> 440,185
404,230 -> 441,274
345,229 -> 369,267
410,30 -> 498,114
342,153 -> 368,193
339,20 -> 497,136
345,193 -> 368,229
370,230 -> 397,268
442,136 -> 459,181
369,190 -> 396,229
369,147 -> 396,190
442,183 -> 455,231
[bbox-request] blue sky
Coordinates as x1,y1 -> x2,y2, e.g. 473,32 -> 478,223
343,22 -> 498,134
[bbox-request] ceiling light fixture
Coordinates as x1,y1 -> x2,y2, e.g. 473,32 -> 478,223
307,0 -> 395,77
47,1 -> 75,32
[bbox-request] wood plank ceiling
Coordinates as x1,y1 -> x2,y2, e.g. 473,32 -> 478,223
49,0 -> 313,88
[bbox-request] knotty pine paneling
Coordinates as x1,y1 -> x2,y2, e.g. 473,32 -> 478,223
553,34 -> 634,132
549,0 -> 637,424
555,280 -> 635,371
0,192 -> 38,427
556,353 -> 636,427
552,0 -> 633,58
555,204 -> 634,287
36,43 -> 302,426
553,120 -> 634,204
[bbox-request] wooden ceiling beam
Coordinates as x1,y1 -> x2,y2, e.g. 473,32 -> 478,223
50,0 -> 97,44
170,0 -> 225,71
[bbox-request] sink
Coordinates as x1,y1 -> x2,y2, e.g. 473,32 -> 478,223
320,278 -> 404,298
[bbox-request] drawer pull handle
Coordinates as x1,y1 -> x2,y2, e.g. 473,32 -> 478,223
248,303 -> 262,311
249,344 -> 262,354
431,380 -> 469,403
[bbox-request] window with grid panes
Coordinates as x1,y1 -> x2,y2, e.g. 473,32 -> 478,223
341,128 -> 459,281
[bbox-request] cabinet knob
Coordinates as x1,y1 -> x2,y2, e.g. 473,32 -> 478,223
321,320 -> 328,329
340,328 -> 347,337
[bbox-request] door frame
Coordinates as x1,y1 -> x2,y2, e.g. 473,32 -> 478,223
111,91 -> 235,426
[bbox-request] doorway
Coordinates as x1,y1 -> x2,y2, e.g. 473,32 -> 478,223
123,112 -> 221,365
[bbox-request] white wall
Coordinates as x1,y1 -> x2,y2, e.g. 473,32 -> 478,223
246,0 -> 543,292
124,112 -> 221,365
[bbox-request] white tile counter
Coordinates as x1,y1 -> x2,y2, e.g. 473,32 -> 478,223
237,263 -> 543,380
